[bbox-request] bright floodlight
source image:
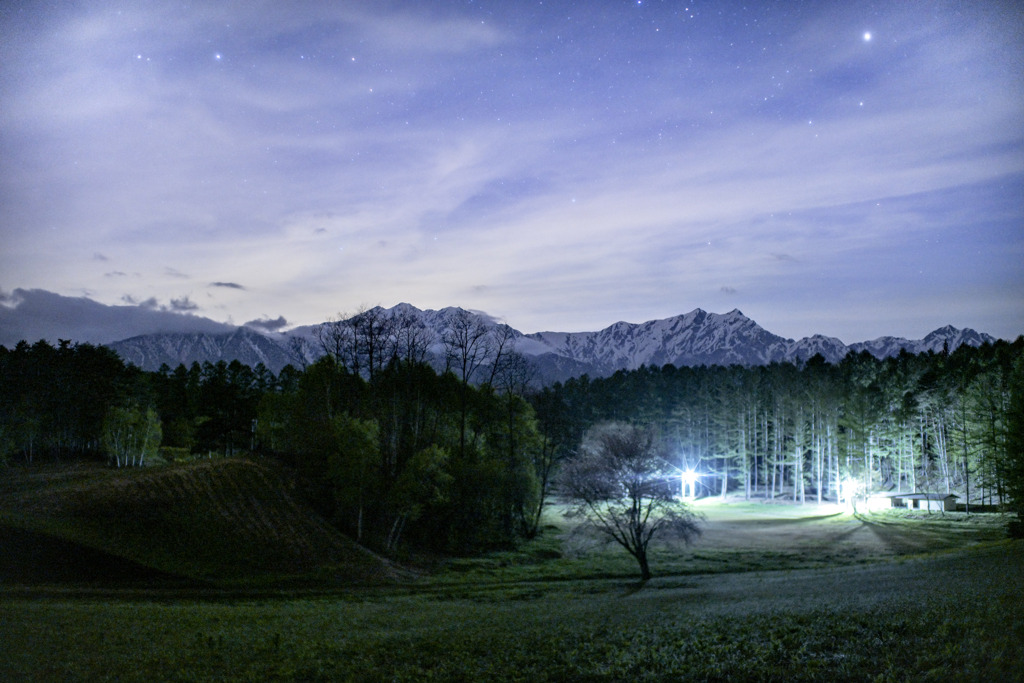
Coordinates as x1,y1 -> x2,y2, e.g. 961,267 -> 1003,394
840,477 -> 860,507
681,470 -> 699,498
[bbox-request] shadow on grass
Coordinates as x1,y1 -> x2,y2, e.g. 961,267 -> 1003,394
0,524 -> 197,587
825,520 -> 871,544
852,513 -> 952,554
748,512 -> 846,525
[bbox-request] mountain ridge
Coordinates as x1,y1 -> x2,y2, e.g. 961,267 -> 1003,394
102,304 -> 1002,383
109,326 -> 296,373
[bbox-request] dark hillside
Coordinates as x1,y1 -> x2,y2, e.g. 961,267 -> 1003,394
0,459 -> 404,586
0,525 -> 189,585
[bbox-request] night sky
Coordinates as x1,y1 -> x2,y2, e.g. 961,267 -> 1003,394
2,1 -> 1022,344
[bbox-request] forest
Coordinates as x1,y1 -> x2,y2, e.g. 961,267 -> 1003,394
552,340 -> 1024,510
2,314 -> 1024,553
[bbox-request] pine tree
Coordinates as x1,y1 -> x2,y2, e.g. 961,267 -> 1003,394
1005,356 -> 1024,537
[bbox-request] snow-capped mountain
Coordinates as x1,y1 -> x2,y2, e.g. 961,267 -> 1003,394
517,309 -> 993,381
107,326 -> 296,373
524,309 -> 820,374
847,325 -> 996,359
102,304 -> 1000,382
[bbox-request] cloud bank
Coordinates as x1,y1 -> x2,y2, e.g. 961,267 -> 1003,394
0,288 -> 234,347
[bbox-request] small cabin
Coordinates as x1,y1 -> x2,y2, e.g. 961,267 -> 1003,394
898,493 -> 958,512
867,492 -> 958,512
864,492 -> 903,512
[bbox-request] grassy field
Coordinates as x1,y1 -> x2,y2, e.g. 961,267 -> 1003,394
0,459 -> 403,586
1,462 -> 1022,681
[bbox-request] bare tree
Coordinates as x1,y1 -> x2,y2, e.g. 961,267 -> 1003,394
442,309 -> 502,458
561,422 -> 702,581
442,309 -> 493,385
314,306 -> 409,378
351,305 -> 396,381
392,309 -> 435,366
485,323 -> 518,387
494,349 -> 535,397
314,314 -> 357,372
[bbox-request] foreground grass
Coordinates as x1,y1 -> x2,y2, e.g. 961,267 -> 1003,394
1,475 -> 1019,681
2,540 -> 1021,681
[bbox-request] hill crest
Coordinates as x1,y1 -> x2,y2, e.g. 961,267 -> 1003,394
0,458 -> 405,586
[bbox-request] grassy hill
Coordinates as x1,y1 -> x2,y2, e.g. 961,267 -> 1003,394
0,458 -> 404,587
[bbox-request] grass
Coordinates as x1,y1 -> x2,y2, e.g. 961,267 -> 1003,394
2,541 -> 1021,681
422,497 -> 1009,588
1,463 -> 1021,680
0,458 -> 403,587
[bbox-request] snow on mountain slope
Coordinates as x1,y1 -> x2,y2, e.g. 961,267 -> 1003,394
103,304 -> 1001,381
523,309 -> 843,371
107,326 -> 296,372
847,325 -> 997,359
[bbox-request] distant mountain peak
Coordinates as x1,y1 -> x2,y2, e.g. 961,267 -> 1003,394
102,305 -> 1000,383
922,324 -> 964,341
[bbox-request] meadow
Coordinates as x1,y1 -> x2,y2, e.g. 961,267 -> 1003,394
2,492 -> 1021,682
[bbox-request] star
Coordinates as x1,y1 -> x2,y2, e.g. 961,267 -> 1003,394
2,1 -> 1018,347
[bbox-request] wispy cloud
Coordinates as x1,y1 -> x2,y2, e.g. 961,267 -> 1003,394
170,296 -> 198,311
0,1 -> 1020,341
122,295 -> 160,309
244,315 -> 288,332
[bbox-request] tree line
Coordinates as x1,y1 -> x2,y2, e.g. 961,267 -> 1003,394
537,339 -> 1024,515
2,328 -> 1023,547
0,310 -> 548,554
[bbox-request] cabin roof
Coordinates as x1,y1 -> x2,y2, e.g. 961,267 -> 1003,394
868,491 -> 957,500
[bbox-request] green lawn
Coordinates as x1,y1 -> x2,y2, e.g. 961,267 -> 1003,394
2,504 -> 1021,681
